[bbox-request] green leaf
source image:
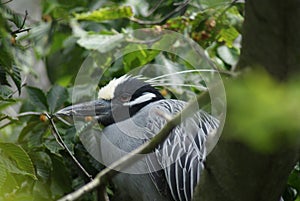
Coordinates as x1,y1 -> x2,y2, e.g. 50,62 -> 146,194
200,0 -> 232,8
288,167 -> 300,194
0,170 -> 18,197
44,137 -> 64,154
0,85 -> 13,99
78,127 -> 102,163
18,118 -> 49,150
217,45 -> 239,66
0,67 -> 10,86
4,193 -> 34,201
75,6 -> 133,22
8,66 -> 22,94
50,155 -> 72,198
32,180 -> 51,200
28,125 -> 48,149
0,39 -> 14,70
18,120 -> 41,144
0,99 -> 17,111
0,143 -> 37,179
0,162 -> 7,190
77,34 -> 124,52
123,44 -> 160,71
225,71 -> 300,152
217,26 -> 239,47
2,5 -> 24,28
47,85 -> 68,113
30,152 -> 52,182
0,66 -> 21,95
26,86 -> 48,111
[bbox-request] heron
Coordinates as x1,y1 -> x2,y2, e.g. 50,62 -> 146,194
56,74 -> 219,201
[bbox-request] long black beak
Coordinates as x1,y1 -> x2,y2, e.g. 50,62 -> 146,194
55,99 -> 113,125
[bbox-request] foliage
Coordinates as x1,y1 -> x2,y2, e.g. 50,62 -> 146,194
0,0 -> 299,200
225,71 -> 300,152
75,6 -> 133,22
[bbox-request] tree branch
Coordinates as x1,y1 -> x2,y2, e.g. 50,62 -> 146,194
130,0 -> 191,25
57,91 -> 210,201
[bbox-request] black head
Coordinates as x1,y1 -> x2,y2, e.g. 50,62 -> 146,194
56,75 -> 164,126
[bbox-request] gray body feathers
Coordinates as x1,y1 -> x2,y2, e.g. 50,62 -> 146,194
100,99 -> 219,201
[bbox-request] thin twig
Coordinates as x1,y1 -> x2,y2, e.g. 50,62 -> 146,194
20,10 -> 28,30
11,10 -> 31,35
56,116 -> 73,126
130,0 -> 191,25
11,28 -> 31,35
17,111 -> 41,117
44,112 -> 93,181
57,92 -> 210,201
0,111 -> 40,129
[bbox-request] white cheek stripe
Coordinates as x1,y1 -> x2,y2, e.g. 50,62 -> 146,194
124,92 -> 156,107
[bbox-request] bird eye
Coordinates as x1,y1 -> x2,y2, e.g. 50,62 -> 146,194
119,93 -> 131,102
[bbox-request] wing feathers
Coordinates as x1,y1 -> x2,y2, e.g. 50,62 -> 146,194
143,99 -> 219,201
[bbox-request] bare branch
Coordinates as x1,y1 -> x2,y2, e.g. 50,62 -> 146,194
0,111 -> 41,129
20,10 -> 28,30
11,28 -> 31,35
57,92 -> 210,201
17,111 -> 41,117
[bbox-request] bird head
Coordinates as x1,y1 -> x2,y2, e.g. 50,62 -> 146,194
56,75 -> 164,126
